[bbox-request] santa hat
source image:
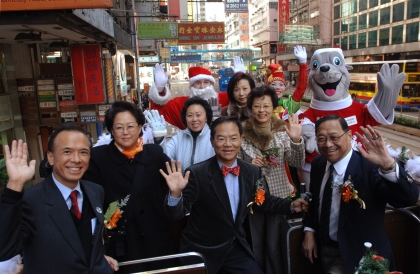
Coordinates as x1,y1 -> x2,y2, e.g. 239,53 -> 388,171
188,67 -> 215,87
266,64 -> 285,85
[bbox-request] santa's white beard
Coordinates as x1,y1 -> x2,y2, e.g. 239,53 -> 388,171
190,85 -> 218,100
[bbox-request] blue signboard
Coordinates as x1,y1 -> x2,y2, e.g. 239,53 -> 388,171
225,0 -> 248,13
170,55 -> 201,63
81,116 -> 97,122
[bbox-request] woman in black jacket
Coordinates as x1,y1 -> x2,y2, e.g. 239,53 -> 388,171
83,101 -> 177,273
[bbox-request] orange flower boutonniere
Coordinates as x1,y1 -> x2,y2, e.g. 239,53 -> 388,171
104,194 -> 130,230
247,179 -> 266,214
336,176 -> 366,209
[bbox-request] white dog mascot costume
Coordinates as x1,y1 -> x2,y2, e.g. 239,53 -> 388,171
299,48 -> 406,189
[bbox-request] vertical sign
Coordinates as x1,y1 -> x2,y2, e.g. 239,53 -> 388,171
70,45 -> 105,104
278,0 -> 290,53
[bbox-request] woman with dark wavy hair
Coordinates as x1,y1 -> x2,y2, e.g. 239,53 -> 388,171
221,72 -> 255,121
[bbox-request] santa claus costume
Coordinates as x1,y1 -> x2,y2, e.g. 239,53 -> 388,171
149,66 -> 229,129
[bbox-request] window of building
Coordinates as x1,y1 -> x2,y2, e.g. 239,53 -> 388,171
350,0 -> 358,13
360,0 -> 367,11
407,0 -> 419,19
342,2 -> 349,17
334,38 -> 340,47
359,13 -> 367,30
379,28 -> 390,45
334,0 -> 340,3
358,32 -> 367,48
349,34 -> 357,49
380,7 -> 390,25
369,10 -> 378,27
334,5 -> 340,19
406,22 -> 419,42
369,0 -> 378,8
392,25 -> 404,44
368,30 -> 378,47
349,16 -> 357,32
341,19 -> 349,34
381,0 -> 390,4
393,3 -> 405,22
341,36 -> 348,50
334,21 -> 340,35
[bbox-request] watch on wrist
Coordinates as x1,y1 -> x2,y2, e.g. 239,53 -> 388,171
383,160 -> 396,171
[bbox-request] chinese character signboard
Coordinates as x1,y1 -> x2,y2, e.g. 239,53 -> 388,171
171,55 -> 201,63
1,0 -> 112,11
177,22 -> 225,45
137,22 -> 178,39
225,0 -> 248,13
138,67 -> 154,90
278,0 -> 290,52
70,45 -> 105,104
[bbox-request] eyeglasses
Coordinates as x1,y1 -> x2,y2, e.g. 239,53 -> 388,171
113,124 -> 139,133
252,104 -> 273,110
316,130 -> 349,145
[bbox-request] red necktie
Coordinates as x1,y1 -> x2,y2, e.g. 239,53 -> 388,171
222,165 -> 240,177
70,190 -> 82,219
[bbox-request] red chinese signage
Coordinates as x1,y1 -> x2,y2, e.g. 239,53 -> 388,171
278,0 -> 290,53
70,45 -> 105,104
177,22 -> 225,45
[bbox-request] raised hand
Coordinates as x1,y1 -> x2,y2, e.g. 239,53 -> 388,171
154,63 -> 169,88
301,124 -> 317,153
374,63 -> 405,118
294,45 -> 307,64
208,97 -> 221,118
284,113 -> 302,143
5,140 -> 36,192
232,56 -> 246,73
159,160 -> 190,198
355,125 -> 395,170
144,110 -> 167,138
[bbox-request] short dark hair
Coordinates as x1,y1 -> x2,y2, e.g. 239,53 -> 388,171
210,116 -> 243,139
227,72 -> 256,103
48,124 -> 90,152
104,101 -> 145,138
247,85 -> 279,110
181,97 -> 213,128
315,114 -> 349,134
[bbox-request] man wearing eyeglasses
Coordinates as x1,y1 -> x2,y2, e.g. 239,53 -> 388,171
302,114 -> 418,274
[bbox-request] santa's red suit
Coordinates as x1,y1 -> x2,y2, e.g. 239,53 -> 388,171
149,67 -> 229,130
300,95 -> 393,172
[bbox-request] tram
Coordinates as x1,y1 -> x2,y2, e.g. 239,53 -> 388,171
347,60 -> 420,108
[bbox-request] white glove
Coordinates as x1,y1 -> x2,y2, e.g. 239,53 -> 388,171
231,56 -> 246,73
301,124 -> 317,153
294,45 -> 307,64
208,97 -> 221,118
144,110 -> 167,138
154,63 -> 168,88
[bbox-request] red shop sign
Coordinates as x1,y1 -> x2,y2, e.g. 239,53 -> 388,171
70,45 -> 105,104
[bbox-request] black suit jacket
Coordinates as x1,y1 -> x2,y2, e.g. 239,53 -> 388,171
0,177 -> 113,273
165,156 -> 294,274
304,151 -> 419,274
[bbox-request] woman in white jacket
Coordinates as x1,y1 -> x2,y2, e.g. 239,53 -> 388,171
147,97 -> 215,174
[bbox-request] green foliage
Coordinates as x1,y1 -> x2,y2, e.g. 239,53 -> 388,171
394,116 -> 420,129
398,146 -> 410,162
355,249 -> 389,274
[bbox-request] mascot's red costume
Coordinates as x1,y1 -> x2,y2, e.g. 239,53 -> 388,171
149,66 -> 229,129
299,48 -> 406,189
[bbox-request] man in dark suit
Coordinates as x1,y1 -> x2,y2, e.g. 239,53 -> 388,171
159,116 -> 309,274
0,125 -> 118,273
302,115 -> 419,274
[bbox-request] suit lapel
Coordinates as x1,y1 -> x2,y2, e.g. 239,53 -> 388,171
338,152 -> 360,232
81,180 -> 104,267
208,157 -> 234,222
45,178 -> 87,265
237,160 -> 253,221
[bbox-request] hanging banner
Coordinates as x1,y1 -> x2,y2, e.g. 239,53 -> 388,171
103,53 -> 115,103
171,55 -> 201,63
177,22 -> 225,45
137,22 -> 178,39
225,0 -> 248,13
138,67 -> 154,90
278,0 -> 290,52
1,0 -> 113,11
70,45 -> 106,104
